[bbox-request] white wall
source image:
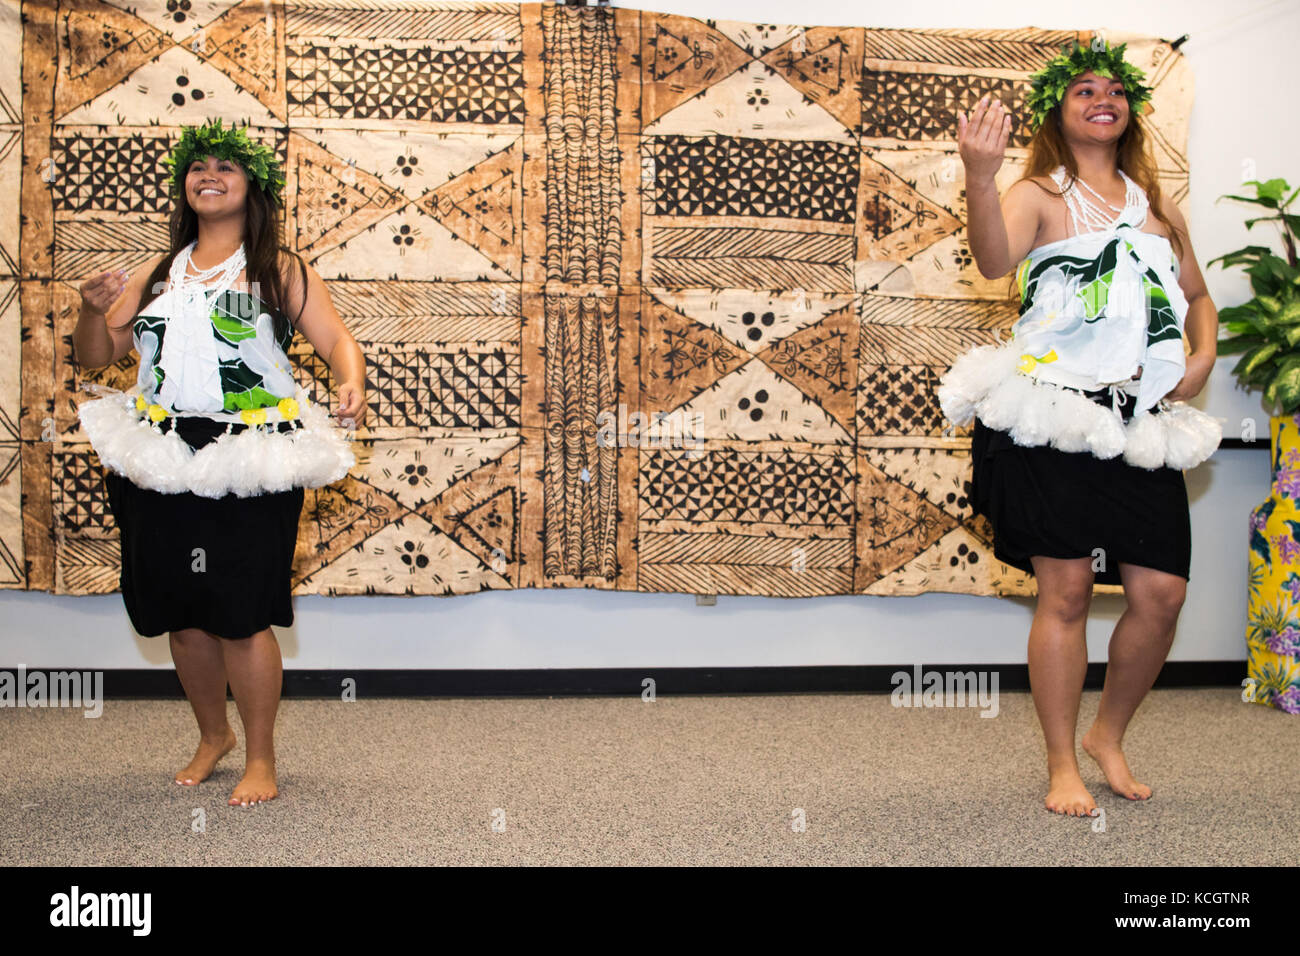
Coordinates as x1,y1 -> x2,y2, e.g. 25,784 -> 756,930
1,0 -> 1289,670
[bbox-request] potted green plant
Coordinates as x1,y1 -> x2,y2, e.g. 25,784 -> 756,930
1214,176 -> 1300,714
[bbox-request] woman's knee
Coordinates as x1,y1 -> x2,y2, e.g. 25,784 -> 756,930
1037,584 -> 1092,624
1124,570 -> 1187,624
1031,557 -> 1094,623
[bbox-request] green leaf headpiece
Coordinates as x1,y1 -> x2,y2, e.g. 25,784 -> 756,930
1025,38 -> 1153,133
163,118 -> 286,207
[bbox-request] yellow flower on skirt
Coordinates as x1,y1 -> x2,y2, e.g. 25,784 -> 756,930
240,407 -> 268,426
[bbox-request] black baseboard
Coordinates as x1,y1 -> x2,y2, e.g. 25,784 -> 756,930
1218,438 -> 1269,450
3,661 -> 1247,698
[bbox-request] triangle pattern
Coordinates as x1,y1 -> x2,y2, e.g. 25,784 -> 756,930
196,0 -> 284,121
649,359 -> 850,445
312,204 -> 511,281
711,20 -> 806,57
641,295 -> 751,416
861,446 -> 977,523
98,0 -> 247,43
416,136 -> 522,279
644,60 -> 854,143
0,85 -> 19,126
298,129 -> 519,202
858,151 -> 963,261
291,475 -> 407,590
640,13 -> 757,129
303,512 -> 508,595
289,131 -> 410,259
418,445 -> 520,569
57,43 -> 277,126
855,456 -> 958,588
365,436 -> 520,512
1143,122 -> 1190,204
652,288 -> 853,356
0,527 -> 20,586
54,0 -> 172,121
760,27 -> 863,131
757,301 -> 860,434
861,524 -> 1006,596
0,128 -> 19,165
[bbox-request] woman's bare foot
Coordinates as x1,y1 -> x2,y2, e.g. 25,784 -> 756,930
1082,729 -> 1152,800
229,757 -> 278,807
174,727 -> 237,786
1045,764 -> 1097,816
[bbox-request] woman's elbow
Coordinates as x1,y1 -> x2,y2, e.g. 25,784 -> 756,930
71,343 -> 110,371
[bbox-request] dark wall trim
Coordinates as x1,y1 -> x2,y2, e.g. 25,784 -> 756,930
1218,438 -> 1269,450
4,662 -> 1247,698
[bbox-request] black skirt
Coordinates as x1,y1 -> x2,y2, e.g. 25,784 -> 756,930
102,416 -> 304,639
970,412 -> 1191,586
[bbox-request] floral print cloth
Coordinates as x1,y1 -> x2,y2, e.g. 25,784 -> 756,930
135,288 -> 297,414
1246,414 -> 1300,713
1012,223 -> 1188,415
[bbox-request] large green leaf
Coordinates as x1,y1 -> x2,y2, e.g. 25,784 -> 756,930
1219,334 -> 1264,355
1254,178 -> 1290,202
1244,217 -> 1282,231
1257,295 -> 1283,316
1208,245 -> 1277,269
1250,362 -> 1279,387
1243,342 -> 1281,375
1267,258 -> 1300,284
1218,303 -> 1269,330
1273,363 -> 1300,412
1220,192 -> 1279,209
1277,300 -> 1300,325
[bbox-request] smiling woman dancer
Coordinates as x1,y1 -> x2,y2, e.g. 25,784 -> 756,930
939,41 -> 1221,816
72,119 -> 366,807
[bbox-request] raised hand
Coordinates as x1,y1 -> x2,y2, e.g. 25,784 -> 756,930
957,95 -> 1012,185
79,268 -> 130,317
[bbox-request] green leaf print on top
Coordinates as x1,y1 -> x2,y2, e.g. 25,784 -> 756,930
135,289 -> 297,411
1015,233 -> 1182,368
1141,270 -> 1181,345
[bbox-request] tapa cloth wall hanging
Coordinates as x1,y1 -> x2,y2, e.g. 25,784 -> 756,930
2,1 -> 1193,598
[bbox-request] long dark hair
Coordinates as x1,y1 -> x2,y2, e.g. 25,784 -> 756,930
1021,103 -> 1184,261
114,157 -> 308,336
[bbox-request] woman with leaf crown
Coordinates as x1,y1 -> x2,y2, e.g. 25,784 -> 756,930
72,118 -> 366,808
939,39 -> 1221,816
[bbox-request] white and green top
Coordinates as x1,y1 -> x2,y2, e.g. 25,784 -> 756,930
938,166 -> 1221,470
135,241 -> 298,418
1010,166 -> 1188,415
77,242 -> 354,498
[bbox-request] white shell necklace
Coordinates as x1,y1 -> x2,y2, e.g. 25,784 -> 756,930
168,240 -> 247,307
1053,166 -> 1147,236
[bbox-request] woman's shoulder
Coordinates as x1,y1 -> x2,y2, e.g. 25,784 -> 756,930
274,249 -> 315,298
1006,174 -> 1063,200
1151,191 -> 1188,230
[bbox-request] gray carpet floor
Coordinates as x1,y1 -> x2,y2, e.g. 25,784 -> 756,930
1,687 -> 1295,866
